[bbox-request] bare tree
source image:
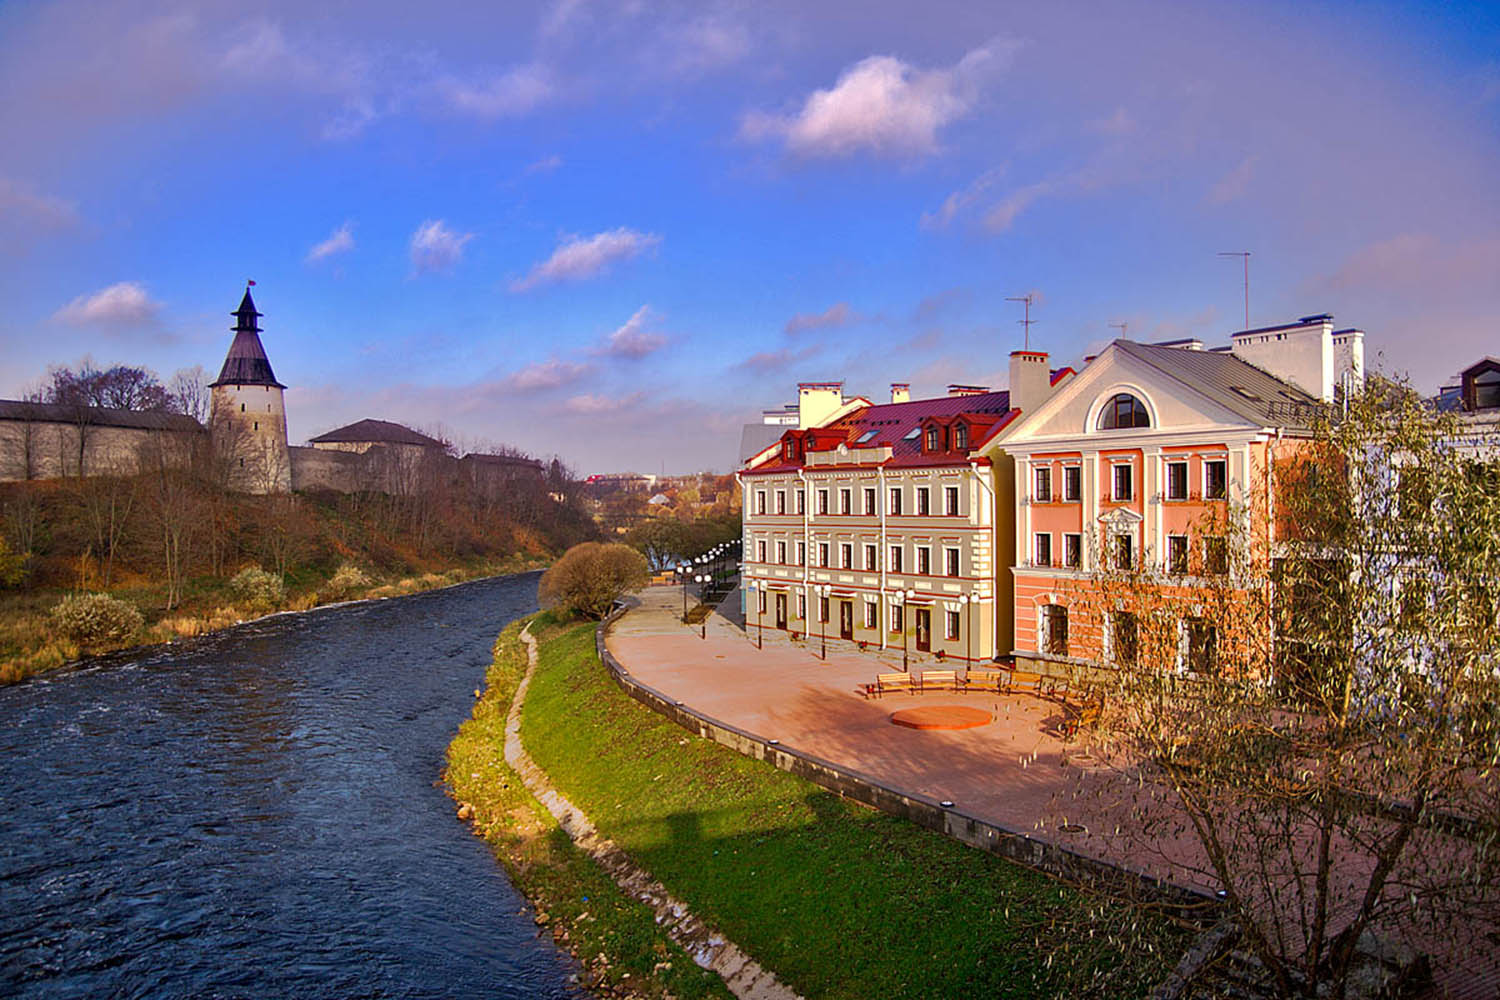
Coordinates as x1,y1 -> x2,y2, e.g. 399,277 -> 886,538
168,365 -> 210,422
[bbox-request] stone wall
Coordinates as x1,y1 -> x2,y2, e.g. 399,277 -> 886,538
288,446 -> 365,493
0,419 -> 203,481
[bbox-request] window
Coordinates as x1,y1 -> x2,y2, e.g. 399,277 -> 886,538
840,489 -> 852,515
784,440 -> 796,461
954,423 -> 968,450
1098,392 -> 1150,429
756,491 -> 766,515
864,488 -> 876,515
797,593 -> 806,620
1112,464 -> 1134,501
756,539 -> 766,562
865,544 -> 877,570
775,490 -> 786,515
796,491 -> 805,515
818,543 -> 830,568
819,597 -> 830,623
1113,533 -> 1133,570
1183,617 -> 1217,674
240,403 -> 245,412
1064,533 -> 1082,568
840,543 -> 853,569
1204,537 -> 1229,575
1166,461 -> 1188,500
1110,612 -> 1138,667
776,541 -> 786,564
1034,467 -> 1053,502
864,602 -> 878,629
818,489 -> 829,515
758,591 -> 767,614
1034,533 -> 1052,566
945,610 -> 960,641
926,427 -> 940,451
1204,459 -> 1227,500
1167,535 -> 1189,574
797,542 -> 806,566
917,487 -> 930,515
1063,466 -> 1081,502
945,486 -> 959,516
889,487 -> 903,516
917,546 -> 931,575
1041,604 -> 1069,656
889,545 -> 903,573
945,547 -> 960,577
890,603 -> 904,632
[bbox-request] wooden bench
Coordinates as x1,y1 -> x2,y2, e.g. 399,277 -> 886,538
964,669 -> 1006,693
865,672 -> 917,698
918,669 -> 959,693
1007,670 -> 1043,697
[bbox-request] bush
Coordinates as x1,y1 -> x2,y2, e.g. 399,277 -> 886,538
538,542 -> 649,620
0,538 -> 23,589
230,566 -> 286,610
325,563 -> 372,598
50,592 -> 144,646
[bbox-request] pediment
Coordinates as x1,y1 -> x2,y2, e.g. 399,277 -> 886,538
1098,506 -> 1143,526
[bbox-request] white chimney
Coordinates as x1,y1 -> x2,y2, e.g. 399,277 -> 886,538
890,383 -> 910,404
797,382 -> 845,428
947,384 -> 990,397
1230,315 -> 1354,402
1008,350 -> 1051,415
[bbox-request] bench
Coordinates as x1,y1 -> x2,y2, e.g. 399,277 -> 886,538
964,669 -> 1006,693
866,672 -> 917,698
1007,670 -> 1043,697
918,669 -> 959,693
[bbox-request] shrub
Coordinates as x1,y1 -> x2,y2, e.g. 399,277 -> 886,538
0,538 -> 23,589
50,592 -> 144,646
230,566 -> 286,610
325,563 -> 372,597
538,542 -> 649,620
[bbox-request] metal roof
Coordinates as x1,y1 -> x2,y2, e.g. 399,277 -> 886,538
1113,340 -> 1320,429
0,399 -> 205,432
309,419 -> 446,448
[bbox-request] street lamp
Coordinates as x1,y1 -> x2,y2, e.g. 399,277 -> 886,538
959,594 -> 973,671
695,573 -> 708,638
678,562 -> 691,623
815,583 -> 832,660
745,580 -> 763,649
893,589 -> 914,672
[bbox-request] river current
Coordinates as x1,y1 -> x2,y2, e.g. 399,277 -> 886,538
0,573 -> 578,999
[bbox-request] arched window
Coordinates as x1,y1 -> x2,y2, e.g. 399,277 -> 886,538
1098,393 -> 1150,429
1041,604 -> 1069,657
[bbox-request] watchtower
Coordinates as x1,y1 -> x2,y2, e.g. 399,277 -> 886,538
209,286 -> 291,493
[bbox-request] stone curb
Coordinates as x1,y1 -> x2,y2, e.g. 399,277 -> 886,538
596,604 -> 1220,923
509,623 -> 803,1000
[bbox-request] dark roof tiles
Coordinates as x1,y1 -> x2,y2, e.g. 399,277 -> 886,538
308,418 -> 446,448
1113,340 -> 1320,429
0,399 -> 204,432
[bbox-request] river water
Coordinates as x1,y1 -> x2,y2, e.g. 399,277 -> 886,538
0,573 -> 579,999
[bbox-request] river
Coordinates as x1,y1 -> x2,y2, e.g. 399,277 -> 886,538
0,573 -> 579,999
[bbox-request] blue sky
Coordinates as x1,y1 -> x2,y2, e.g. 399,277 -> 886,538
2,0 -> 1496,474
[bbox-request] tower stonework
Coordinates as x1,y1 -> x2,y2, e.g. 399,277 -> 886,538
209,287 -> 291,494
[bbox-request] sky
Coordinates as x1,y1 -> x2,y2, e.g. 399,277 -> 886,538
1,0 -> 1497,475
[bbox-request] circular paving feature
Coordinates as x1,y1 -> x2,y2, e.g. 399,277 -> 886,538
889,705 -> 993,731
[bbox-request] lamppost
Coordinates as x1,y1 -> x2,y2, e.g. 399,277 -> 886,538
815,583 -> 832,660
960,594 -> 973,670
695,573 -> 708,638
893,589 -> 914,672
749,581 -> 764,648
678,561 -> 691,623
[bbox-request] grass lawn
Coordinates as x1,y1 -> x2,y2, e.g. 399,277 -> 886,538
519,615 -> 1190,999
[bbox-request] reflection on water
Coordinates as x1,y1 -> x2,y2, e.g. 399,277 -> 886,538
0,573 -> 578,999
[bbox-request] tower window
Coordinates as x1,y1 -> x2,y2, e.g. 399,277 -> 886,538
240,403 -> 245,412
254,421 -> 259,431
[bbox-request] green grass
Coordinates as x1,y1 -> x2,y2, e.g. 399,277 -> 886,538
520,617 -> 1190,999
445,619 -> 735,1000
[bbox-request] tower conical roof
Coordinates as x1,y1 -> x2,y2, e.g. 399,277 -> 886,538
211,287 -> 285,388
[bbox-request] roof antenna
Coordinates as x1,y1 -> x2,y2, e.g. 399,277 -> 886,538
1217,251 -> 1250,330
1109,321 -> 1128,340
1006,294 -> 1035,350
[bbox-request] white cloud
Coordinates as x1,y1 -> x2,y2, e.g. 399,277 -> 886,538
784,302 -> 852,334
511,227 -> 661,291
740,40 -> 1014,159
409,219 -> 474,275
656,13 -> 751,77
524,154 -> 564,175
439,63 -> 554,119
920,170 -> 1000,230
504,359 -> 592,392
596,305 -> 667,359
54,282 -> 161,325
1206,156 -> 1256,205
563,391 -> 645,414
306,220 -> 355,263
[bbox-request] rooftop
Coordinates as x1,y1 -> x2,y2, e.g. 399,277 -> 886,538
308,418 -> 446,448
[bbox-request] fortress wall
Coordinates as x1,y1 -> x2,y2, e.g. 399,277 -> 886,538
289,446 -> 365,492
0,420 -> 202,482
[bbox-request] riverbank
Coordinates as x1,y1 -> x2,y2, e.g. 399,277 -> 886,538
451,613 -> 1189,999
0,554 -> 548,684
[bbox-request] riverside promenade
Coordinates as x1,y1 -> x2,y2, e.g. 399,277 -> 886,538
603,582 -> 1173,888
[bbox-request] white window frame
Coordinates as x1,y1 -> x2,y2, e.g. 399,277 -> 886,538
916,486 -> 930,515
1113,463 -> 1133,502
889,545 -> 903,573
1034,532 -> 1052,567
1204,459 -> 1228,500
889,487 -> 903,516
864,544 -> 878,571
840,543 -> 853,569
1166,460 -> 1188,501
944,610 -> 960,641
917,546 -> 931,575
1063,466 -> 1082,502
945,547 -> 960,577
1034,467 -> 1052,503
864,488 -> 876,516
1063,533 -> 1082,568
944,485 -> 960,516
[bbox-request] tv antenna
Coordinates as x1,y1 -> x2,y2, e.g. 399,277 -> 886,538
1006,294 -> 1035,350
1109,321 -> 1128,339
1217,251 -> 1251,330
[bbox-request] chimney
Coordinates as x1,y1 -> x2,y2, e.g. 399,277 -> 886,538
797,382 -> 845,428
1008,350 -> 1051,414
1229,315 -> 1358,402
947,384 -> 990,397
890,383 -> 910,404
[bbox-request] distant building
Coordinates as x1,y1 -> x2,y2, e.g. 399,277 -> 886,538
737,382 -> 868,467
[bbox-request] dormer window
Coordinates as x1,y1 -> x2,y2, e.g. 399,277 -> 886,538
954,423 -> 968,450
784,440 -> 795,460
1098,393 -> 1150,429
925,427 -> 939,451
